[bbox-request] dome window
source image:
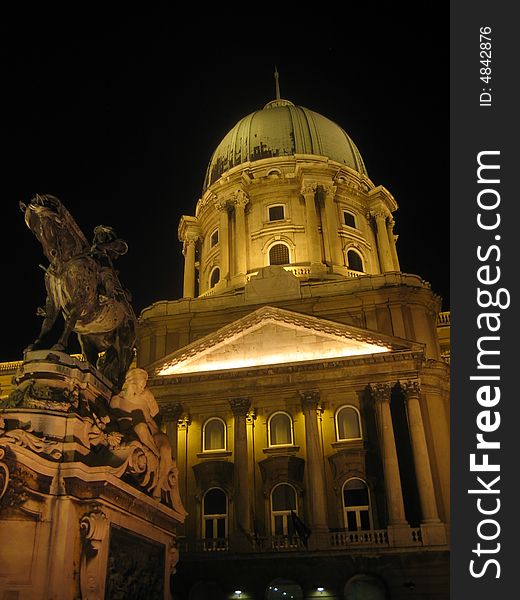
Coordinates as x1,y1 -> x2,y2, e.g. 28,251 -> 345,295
210,267 -> 220,288
343,211 -> 356,228
210,228 -> 219,248
268,204 -> 285,221
269,243 -> 290,266
347,249 -> 363,272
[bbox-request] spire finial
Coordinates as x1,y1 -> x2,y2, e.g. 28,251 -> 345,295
274,66 -> 281,100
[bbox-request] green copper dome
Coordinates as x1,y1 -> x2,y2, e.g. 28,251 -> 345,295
203,99 -> 367,190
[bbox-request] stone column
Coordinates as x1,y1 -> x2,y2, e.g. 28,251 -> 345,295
161,402 -> 184,461
370,383 -> 408,531
233,190 -> 249,277
229,397 -> 252,542
216,199 -> 230,281
400,381 -> 447,545
323,184 -> 343,265
301,182 -> 322,264
372,210 -> 394,272
386,217 -> 400,271
300,390 -> 328,544
182,237 -> 198,298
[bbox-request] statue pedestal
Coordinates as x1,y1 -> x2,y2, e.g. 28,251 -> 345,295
0,351 -> 186,600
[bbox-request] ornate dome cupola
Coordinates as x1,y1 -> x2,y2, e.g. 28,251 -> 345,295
178,77 -> 400,298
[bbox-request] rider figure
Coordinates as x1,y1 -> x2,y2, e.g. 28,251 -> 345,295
90,225 -> 129,304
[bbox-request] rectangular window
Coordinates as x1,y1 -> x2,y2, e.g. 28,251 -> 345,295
210,229 -> 219,247
343,211 -> 356,228
269,205 -> 285,221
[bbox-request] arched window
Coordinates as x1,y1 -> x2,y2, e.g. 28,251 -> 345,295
203,488 -> 228,550
203,418 -> 226,452
343,478 -> 371,531
347,249 -> 363,272
268,412 -> 294,446
344,575 -> 387,600
335,406 -> 362,441
269,243 -> 290,265
210,267 -> 220,288
271,483 -> 297,537
266,579 -> 303,600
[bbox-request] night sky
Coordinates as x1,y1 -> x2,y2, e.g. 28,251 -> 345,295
0,7 -> 448,362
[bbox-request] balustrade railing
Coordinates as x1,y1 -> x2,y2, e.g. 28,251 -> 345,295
330,529 -> 389,548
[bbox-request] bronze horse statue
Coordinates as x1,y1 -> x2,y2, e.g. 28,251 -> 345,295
20,194 -> 137,392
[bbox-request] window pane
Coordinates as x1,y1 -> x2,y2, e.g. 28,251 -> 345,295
204,489 -> 226,515
274,515 -> 284,535
269,244 -> 289,265
344,480 -> 369,507
272,484 -> 296,511
205,519 -> 214,539
216,518 -> 226,538
204,419 -> 225,451
360,510 -> 370,530
270,413 -> 292,445
210,229 -> 219,246
347,250 -> 363,272
269,205 -> 285,221
210,268 -> 220,288
344,212 -> 356,227
337,407 -> 361,440
346,511 -> 358,531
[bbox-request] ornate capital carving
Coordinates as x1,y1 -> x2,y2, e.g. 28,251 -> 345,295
369,382 -> 393,403
300,389 -> 320,410
399,379 -> 421,399
229,397 -> 251,416
160,402 -> 184,423
177,414 -> 191,430
322,184 -> 337,198
182,237 -> 198,256
215,197 -> 229,212
246,409 -> 257,424
371,209 -> 389,222
387,217 -> 396,230
231,189 -> 249,209
301,182 -> 317,196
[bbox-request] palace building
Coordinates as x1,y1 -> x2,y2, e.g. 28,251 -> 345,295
134,93 -> 451,599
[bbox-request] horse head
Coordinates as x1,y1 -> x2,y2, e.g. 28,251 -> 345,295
22,194 -> 88,262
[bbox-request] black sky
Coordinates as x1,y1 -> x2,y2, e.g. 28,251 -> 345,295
0,6 -> 449,361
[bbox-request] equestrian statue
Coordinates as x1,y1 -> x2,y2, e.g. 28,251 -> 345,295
20,194 -> 137,392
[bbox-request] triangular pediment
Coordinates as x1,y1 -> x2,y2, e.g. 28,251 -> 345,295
154,306 -> 416,376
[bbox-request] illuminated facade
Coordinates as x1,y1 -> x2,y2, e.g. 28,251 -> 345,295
136,96 -> 451,600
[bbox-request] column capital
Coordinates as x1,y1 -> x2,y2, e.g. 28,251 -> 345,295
231,189 -> 249,209
182,236 -> 198,256
399,379 -> 422,399
215,197 -> 229,212
301,181 -> 318,196
369,382 -> 393,403
160,402 -> 184,422
321,184 -> 337,198
300,389 -> 320,410
371,209 -> 390,222
387,217 -> 396,230
177,414 -> 191,430
229,397 -> 251,416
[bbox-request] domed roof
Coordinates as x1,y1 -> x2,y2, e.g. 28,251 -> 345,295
203,99 -> 367,190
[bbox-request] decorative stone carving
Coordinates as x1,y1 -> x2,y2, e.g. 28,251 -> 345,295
399,379 -> 421,399
229,397 -> 251,416
231,189 -> 250,208
0,445 -> 9,502
301,182 -> 317,196
80,508 -> 109,600
369,382 -> 393,403
300,389 -> 320,411
258,455 -> 305,496
160,402 -> 184,423
215,197 -> 229,212
0,427 -> 62,460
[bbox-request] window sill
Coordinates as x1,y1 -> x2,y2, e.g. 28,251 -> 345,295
262,445 -> 300,455
196,450 -> 233,459
331,440 -> 364,451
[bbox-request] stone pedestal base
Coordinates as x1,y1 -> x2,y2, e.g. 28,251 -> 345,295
387,524 -> 413,547
421,521 -> 448,546
0,351 -> 186,600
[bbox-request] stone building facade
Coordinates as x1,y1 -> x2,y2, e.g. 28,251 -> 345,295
135,97 -> 450,599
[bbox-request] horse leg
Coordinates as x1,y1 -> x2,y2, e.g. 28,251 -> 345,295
78,334 -> 100,369
25,293 -> 59,352
52,307 -> 78,352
